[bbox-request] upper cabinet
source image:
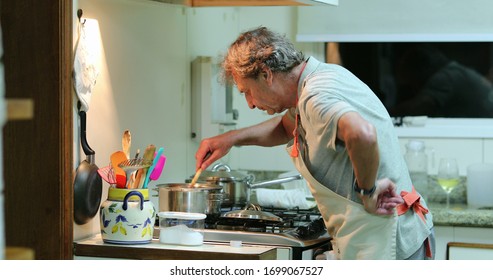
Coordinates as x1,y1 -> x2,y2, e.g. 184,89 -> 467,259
297,0 -> 493,42
150,0 -> 338,7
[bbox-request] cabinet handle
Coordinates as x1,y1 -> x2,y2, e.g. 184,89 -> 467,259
6,98 -> 34,121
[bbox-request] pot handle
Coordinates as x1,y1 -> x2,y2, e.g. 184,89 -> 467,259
247,174 -> 303,189
212,163 -> 231,172
122,191 -> 144,211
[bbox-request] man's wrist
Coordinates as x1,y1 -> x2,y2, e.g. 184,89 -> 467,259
354,181 -> 376,196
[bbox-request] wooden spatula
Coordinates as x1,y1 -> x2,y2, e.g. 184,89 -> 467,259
110,151 -> 127,188
132,144 -> 155,189
122,130 -> 132,159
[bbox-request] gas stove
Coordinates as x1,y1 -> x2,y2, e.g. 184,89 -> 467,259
204,206 -> 328,244
154,205 -> 331,259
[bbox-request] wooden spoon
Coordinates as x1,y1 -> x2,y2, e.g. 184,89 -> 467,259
190,168 -> 202,187
132,144 -> 156,189
122,130 -> 131,160
121,130 -> 133,187
110,151 -> 128,188
190,151 -> 211,187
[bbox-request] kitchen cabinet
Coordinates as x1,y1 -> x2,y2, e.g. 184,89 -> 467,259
1,0 -> 73,259
150,0 -> 338,7
296,0 -> 493,42
430,203 -> 493,260
435,226 -> 493,260
447,242 -> 493,260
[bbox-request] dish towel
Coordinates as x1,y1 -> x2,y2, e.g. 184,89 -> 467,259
255,188 -> 316,209
73,20 -> 100,112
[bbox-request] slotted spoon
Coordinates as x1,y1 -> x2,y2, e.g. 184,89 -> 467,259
118,158 -> 151,188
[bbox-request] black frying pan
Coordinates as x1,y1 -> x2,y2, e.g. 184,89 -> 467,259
74,103 -> 102,225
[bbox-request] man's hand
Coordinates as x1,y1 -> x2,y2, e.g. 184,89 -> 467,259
359,178 -> 404,215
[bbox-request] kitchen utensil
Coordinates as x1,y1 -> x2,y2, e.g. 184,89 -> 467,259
132,144 -> 156,189
194,163 -> 302,207
97,165 -> 116,184
156,183 -> 223,215
119,158 -> 152,188
190,168 -> 202,187
73,105 -> 103,225
122,130 -> 132,159
193,163 -> 253,206
100,188 -> 156,244
223,203 -> 282,222
150,154 -> 166,181
143,147 -> 164,189
110,151 -> 127,188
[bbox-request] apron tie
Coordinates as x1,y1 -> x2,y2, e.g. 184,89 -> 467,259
397,186 -> 432,258
397,186 -> 428,222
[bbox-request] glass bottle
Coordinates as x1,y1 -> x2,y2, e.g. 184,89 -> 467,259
405,140 -> 429,200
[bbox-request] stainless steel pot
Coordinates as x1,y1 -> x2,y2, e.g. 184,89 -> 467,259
156,183 -> 223,215
195,163 -> 254,207
193,163 -> 303,207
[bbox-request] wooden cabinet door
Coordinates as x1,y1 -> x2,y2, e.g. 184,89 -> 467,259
1,1 -> 73,259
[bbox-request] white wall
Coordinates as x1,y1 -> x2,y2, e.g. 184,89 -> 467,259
73,0 -> 324,240
74,0 -> 188,240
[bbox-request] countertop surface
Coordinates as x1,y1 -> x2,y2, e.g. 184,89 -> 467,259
73,203 -> 493,260
73,233 -> 279,260
428,203 -> 493,228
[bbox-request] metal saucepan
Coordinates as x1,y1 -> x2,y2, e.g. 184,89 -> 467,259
156,183 -> 223,215
73,106 -> 103,225
192,163 -> 253,207
191,163 -> 303,207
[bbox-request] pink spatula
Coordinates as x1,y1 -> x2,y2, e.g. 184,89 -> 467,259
147,154 -> 166,185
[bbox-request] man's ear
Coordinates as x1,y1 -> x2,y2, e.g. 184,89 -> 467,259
262,67 -> 273,85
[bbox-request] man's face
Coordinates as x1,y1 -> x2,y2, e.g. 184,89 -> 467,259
233,72 -> 285,115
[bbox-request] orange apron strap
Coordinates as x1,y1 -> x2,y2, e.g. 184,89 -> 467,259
397,186 -> 432,258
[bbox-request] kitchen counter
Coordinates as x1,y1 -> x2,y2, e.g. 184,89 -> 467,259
73,203 -> 493,260
73,234 -> 278,260
429,203 -> 493,228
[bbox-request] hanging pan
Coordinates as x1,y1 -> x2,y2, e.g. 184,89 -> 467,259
73,103 -> 102,225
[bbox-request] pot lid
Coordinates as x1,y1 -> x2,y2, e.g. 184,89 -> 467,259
222,204 -> 283,222
223,209 -> 282,222
198,163 -> 250,181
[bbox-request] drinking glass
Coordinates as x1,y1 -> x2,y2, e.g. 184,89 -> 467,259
437,158 -> 460,208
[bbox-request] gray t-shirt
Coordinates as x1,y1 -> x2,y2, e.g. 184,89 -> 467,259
288,56 -> 433,259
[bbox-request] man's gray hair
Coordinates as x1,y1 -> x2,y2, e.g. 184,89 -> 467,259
221,26 -> 305,83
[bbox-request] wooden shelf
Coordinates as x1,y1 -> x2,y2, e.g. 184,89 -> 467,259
150,0 -> 338,7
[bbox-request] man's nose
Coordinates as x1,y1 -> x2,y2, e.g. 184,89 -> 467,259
245,95 -> 256,109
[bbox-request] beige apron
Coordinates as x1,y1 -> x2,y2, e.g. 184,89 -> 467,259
287,144 -> 398,259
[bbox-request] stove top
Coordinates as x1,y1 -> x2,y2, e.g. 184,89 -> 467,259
154,206 -> 330,248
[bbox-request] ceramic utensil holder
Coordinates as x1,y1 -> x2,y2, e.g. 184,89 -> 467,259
100,188 -> 156,244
